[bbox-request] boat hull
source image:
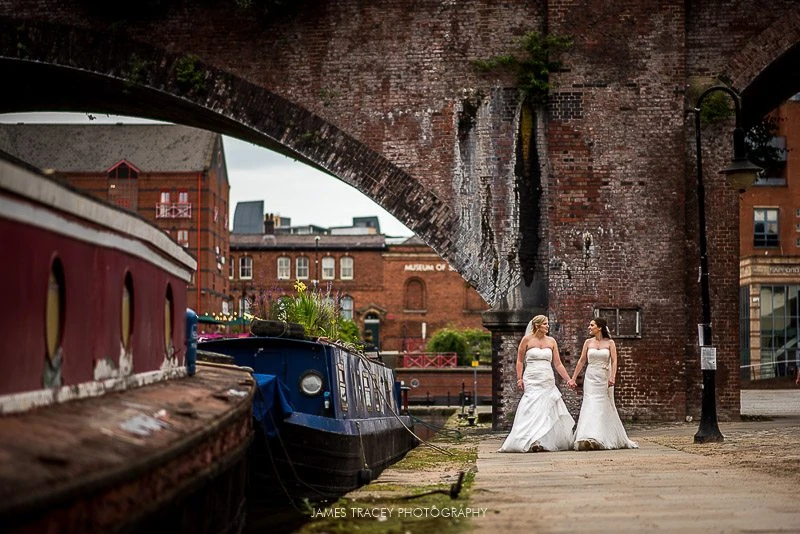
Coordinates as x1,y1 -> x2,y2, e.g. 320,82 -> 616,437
0,363 -> 256,533
250,412 -> 417,504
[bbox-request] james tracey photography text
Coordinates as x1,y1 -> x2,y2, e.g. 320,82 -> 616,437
310,506 -> 488,519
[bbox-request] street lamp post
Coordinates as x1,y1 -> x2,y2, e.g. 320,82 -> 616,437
689,85 -> 762,444
313,235 -> 320,289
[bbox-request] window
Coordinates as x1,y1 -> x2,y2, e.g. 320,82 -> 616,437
404,278 -> 426,311
177,229 -> 189,247
340,296 -> 354,320
178,190 -> 189,204
107,162 -> 138,211
228,257 -> 235,280
758,285 -> 800,380
322,257 -> 335,280
239,256 -> 253,279
594,307 -> 642,338
340,257 -> 354,280
296,257 -> 309,279
754,208 -> 779,247
277,256 -> 291,280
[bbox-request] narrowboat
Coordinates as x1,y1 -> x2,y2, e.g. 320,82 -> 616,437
0,152 -> 256,533
198,320 -> 419,506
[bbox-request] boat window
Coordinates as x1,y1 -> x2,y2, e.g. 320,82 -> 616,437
354,368 -> 364,411
45,259 -> 65,361
337,356 -> 348,411
383,371 -> 394,411
372,374 -> 382,412
121,272 -> 134,349
362,369 -> 373,409
164,284 -> 174,354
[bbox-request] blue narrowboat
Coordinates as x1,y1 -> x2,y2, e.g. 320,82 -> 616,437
198,323 -> 419,504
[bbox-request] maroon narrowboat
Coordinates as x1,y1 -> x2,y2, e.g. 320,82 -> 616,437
0,152 -> 255,533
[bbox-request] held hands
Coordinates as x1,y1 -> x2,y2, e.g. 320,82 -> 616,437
566,378 -> 577,390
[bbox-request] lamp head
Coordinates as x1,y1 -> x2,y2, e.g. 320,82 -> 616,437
720,157 -> 762,192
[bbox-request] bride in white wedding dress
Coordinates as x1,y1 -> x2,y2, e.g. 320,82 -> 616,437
570,317 -> 638,450
499,315 -> 576,452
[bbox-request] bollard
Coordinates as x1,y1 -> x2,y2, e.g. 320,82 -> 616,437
185,308 -> 198,376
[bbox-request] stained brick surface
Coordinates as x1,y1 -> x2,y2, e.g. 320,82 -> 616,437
3,1 -> 800,425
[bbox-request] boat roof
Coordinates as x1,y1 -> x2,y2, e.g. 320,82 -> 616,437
0,123 -> 220,173
0,150 -> 197,279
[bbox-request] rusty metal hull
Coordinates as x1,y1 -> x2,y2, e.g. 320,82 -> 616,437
0,363 -> 255,533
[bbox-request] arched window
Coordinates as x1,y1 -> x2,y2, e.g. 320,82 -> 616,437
296,257 -> 310,279
277,256 -> 291,280
404,278 -> 426,311
322,256 -> 335,280
340,256 -> 354,280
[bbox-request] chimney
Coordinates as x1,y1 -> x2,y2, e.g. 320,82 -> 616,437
264,213 -> 275,234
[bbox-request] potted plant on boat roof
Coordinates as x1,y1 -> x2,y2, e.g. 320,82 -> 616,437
250,280 -> 362,347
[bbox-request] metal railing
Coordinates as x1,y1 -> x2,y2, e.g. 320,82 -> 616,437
155,202 -> 192,219
400,352 -> 457,368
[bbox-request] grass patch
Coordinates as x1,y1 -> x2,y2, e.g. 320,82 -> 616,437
294,413 -> 481,534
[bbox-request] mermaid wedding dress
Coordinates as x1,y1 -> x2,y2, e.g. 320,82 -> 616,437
573,348 -> 638,450
498,347 -> 575,452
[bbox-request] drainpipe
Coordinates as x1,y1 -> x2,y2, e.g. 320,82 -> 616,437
197,172 -> 202,314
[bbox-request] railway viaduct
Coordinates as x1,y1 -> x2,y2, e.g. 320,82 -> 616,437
1,0 -> 799,426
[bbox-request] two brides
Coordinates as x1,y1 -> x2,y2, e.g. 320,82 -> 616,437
499,315 -> 638,452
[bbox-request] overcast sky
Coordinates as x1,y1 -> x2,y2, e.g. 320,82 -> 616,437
0,112 -> 414,237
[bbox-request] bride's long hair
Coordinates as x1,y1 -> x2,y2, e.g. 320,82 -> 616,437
594,317 -> 612,339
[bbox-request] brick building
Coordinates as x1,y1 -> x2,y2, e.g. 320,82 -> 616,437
0,123 -> 231,315
229,210 -> 489,353
740,95 -> 800,383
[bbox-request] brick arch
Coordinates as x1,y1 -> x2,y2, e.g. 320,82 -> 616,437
0,17 -> 463,288
726,10 -> 800,126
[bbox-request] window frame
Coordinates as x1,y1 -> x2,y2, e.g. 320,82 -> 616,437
239,256 -> 253,280
322,256 -> 335,280
754,207 -> 780,248
296,256 -> 310,280
277,256 -> 291,280
593,307 -> 642,339
340,256 -> 354,280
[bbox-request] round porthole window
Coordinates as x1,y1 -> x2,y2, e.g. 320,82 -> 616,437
121,273 -> 134,349
45,260 -> 65,361
164,284 -> 174,353
299,371 -> 324,396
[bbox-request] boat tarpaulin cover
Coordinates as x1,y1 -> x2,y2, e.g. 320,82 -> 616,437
253,373 -> 293,436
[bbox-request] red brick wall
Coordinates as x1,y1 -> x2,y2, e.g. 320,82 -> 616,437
230,240 -> 489,350
61,164 -> 230,316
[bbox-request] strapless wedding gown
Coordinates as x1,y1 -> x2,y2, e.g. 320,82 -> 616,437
573,348 -> 638,450
499,347 -> 575,452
